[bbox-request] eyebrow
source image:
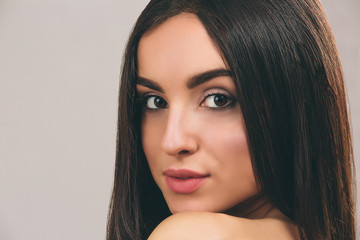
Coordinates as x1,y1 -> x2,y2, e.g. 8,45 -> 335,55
136,68 -> 232,92
136,77 -> 164,92
187,68 -> 232,89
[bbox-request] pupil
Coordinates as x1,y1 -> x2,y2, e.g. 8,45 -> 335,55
214,95 -> 227,106
154,97 -> 166,108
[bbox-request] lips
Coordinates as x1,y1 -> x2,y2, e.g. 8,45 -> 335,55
163,169 -> 209,194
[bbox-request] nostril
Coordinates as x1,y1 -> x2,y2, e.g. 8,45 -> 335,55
178,150 -> 190,155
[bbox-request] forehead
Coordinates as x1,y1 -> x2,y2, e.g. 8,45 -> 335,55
137,13 -> 226,83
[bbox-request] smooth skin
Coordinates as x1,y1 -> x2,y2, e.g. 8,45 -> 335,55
148,211 -> 300,240
137,13 -> 300,240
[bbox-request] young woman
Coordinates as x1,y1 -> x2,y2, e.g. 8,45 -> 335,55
107,0 -> 356,239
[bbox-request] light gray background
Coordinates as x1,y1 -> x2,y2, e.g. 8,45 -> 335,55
0,0 -> 359,239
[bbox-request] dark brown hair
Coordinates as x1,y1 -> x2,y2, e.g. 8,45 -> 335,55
107,0 -> 356,239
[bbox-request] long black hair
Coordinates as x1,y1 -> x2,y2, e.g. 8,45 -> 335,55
107,0 -> 356,239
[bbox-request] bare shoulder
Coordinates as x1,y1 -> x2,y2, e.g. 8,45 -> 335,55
147,212 -> 300,240
241,216 -> 300,240
147,212 -> 237,240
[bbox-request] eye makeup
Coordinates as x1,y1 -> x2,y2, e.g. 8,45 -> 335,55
200,88 -> 236,110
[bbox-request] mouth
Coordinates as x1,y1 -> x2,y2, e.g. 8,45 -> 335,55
163,169 -> 210,194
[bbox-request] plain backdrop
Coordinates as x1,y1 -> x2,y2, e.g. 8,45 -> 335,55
0,0 -> 359,239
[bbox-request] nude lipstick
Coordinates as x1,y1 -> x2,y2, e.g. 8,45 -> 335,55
163,169 -> 209,194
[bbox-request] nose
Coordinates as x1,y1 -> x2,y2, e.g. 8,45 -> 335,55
161,108 -> 198,157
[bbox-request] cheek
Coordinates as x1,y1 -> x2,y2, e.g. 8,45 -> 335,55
225,131 -> 255,181
203,120 -> 257,187
141,116 -> 164,169
218,127 -> 258,199
203,120 -> 250,161
217,128 -> 252,174
222,128 -> 248,154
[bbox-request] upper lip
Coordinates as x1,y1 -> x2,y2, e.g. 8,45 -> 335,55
163,169 -> 209,178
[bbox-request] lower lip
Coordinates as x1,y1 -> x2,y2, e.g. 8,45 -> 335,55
165,176 -> 208,194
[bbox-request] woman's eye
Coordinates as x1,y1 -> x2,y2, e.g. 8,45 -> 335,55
145,95 -> 167,110
202,94 -> 232,108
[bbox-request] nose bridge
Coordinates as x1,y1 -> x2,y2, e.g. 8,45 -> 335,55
161,105 -> 197,156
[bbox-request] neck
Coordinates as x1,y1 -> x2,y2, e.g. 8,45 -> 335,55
223,192 -> 280,219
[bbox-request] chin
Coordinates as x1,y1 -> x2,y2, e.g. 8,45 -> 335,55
166,197 -> 224,214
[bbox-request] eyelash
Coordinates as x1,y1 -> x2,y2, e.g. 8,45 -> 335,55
136,94 -> 166,112
137,94 -> 168,111
200,90 -> 235,110
137,89 -> 235,111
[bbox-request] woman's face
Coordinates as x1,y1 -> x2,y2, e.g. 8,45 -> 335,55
136,13 -> 259,214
